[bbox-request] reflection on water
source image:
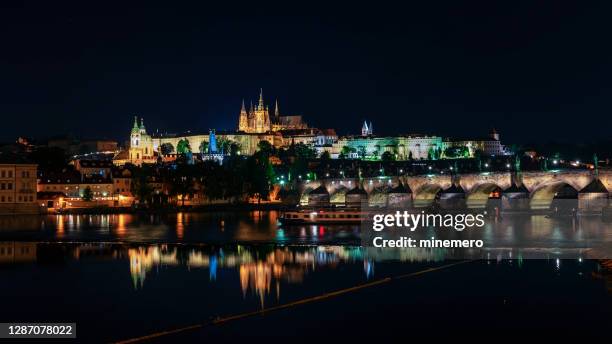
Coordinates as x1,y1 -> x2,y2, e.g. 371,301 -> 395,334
0,241 -> 610,342
1,241 -> 610,298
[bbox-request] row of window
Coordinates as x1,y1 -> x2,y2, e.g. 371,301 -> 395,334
0,195 -> 34,203
1,170 -> 33,178
44,185 -> 112,190
0,183 -> 13,190
0,246 -> 31,255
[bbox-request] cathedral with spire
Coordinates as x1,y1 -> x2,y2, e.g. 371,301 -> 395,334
238,89 -> 307,133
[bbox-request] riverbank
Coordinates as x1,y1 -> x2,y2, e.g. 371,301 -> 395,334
41,202 -> 288,215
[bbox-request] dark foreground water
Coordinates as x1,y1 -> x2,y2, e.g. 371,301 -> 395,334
0,212 -> 610,342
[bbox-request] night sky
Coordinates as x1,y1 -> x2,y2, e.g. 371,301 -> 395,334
1,1 -> 611,144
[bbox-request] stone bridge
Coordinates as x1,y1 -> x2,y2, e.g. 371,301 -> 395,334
297,169 -> 612,207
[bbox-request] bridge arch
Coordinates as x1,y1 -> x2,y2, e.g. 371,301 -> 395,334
530,181 -> 578,210
329,185 -> 349,205
414,183 -> 443,207
368,185 -> 391,207
466,183 -> 503,208
299,186 -> 315,205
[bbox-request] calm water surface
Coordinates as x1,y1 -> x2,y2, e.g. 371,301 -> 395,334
0,211 -> 610,248
0,212 -> 610,342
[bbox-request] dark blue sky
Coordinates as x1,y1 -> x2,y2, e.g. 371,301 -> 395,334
1,1 -> 611,143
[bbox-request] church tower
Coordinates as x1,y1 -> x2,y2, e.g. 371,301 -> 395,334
362,120 -> 373,136
238,99 -> 248,132
489,128 -> 500,141
274,98 -> 280,123
129,116 -> 154,166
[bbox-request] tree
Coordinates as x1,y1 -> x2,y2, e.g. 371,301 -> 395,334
293,143 -> 316,160
245,150 -> 276,203
132,168 -> 153,206
218,138 -> 234,154
340,146 -> 355,159
199,141 -> 209,154
169,164 -> 195,207
160,143 -> 174,155
222,156 -> 247,202
358,146 -> 367,159
176,138 -> 191,154
320,150 -> 331,161
381,151 -> 395,162
444,146 -> 469,159
229,142 -> 242,156
201,161 -> 225,201
257,140 -> 274,156
82,186 -> 93,201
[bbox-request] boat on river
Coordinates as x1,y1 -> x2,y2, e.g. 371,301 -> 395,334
278,208 -> 369,225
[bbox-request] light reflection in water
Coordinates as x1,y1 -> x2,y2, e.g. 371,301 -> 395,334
120,244 -> 452,307
176,212 -> 185,239
56,215 -> 65,237
116,214 -> 126,237
1,242 -> 610,308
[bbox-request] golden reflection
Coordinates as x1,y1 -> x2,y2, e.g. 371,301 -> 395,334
56,215 -> 64,237
176,213 -> 185,239
116,214 -> 126,237
128,246 -> 178,289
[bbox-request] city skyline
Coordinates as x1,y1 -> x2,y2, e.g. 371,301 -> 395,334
2,2 -> 612,143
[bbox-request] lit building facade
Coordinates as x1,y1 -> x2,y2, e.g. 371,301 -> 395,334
331,135 -> 443,160
442,129 -> 509,157
0,163 -> 38,214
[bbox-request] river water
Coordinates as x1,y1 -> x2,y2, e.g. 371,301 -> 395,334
0,212 -> 610,342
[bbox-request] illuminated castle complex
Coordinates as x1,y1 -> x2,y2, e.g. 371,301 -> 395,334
113,89 -> 506,167
114,90 -> 326,166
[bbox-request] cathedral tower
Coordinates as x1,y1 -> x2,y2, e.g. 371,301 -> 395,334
238,89 -> 271,133
238,99 -> 248,132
